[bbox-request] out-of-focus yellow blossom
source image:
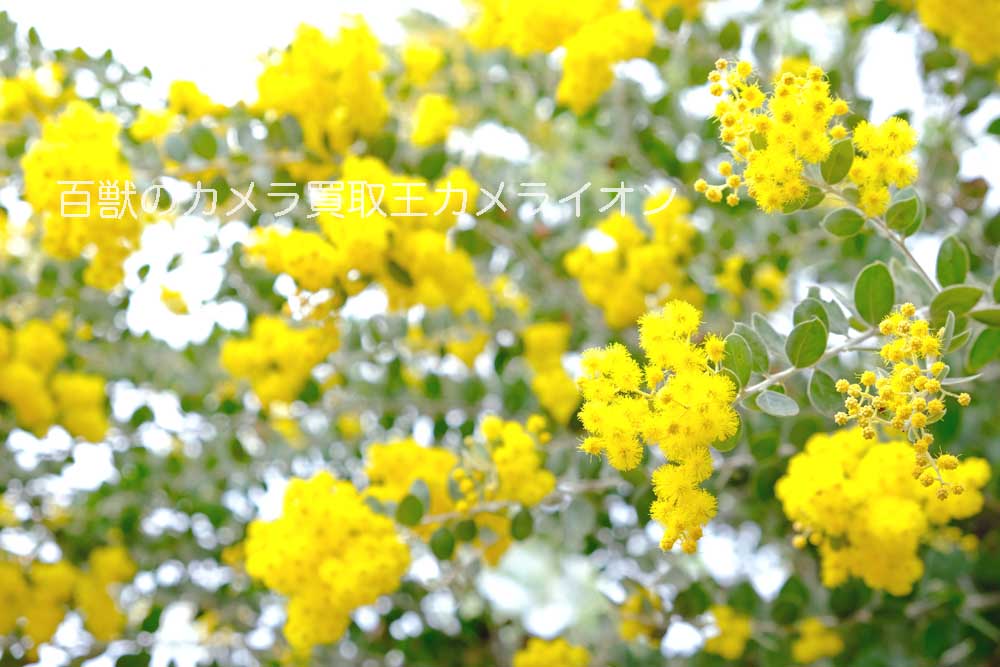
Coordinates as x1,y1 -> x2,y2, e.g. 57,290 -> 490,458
466,0 -> 617,55
220,315 -> 338,407
446,328 -> 491,368
248,156 -> 491,320
256,19 -> 388,156
752,262 -> 786,311
130,107 -> 178,142
0,319 -> 108,441
914,0 -> 1000,64
0,547 -> 135,650
619,588 -> 662,642
467,1 -> 652,113
834,304 -> 970,493
577,301 -> 740,552
700,61 -> 913,217
160,285 -> 189,315
167,80 -> 223,118
0,64 -> 67,121
366,418 -> 554,564
244,472 -> 410,652
643,0 -> 701,20
513,637 -> 591,667
336,412 -> 363,439
402,39 -> 445,86
791,617 -> 844,663
411,93 -> 458,146
522,321 -> 578,424
777,55 -> 812,77
565,192 -> 701,329
777,428 -> 989,595
21,100 -> 141,289
556,10 -> 655,114
704,605 -> 752,659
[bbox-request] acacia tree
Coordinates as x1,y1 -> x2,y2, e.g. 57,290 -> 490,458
0,2 -> 999,666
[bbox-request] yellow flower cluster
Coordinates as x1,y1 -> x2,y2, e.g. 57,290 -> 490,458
21,100 -> 141,289
556,10 -> 655,114
698,60 -> 850,212
467,1 -> 654,113
411,93 -> 458,147
219,315 -> 338,407
0,546 -> 136,652
642,0 -> 701,20
791,617 -> 843,664
619,588 -> 662,642
244,472 -> 410,652
700,59 -> 919,217
834,303 -> 970,494
513,637 -> 591,667
716,254 -> 787,313
402,39 -> 445,86
849,117 -> 919,216
703,604 -> 752,660
256,18 -> 388,156
522,322 -> 579,425
0,64 -> 67,122
564,192 -> 701,329
365,417 -> 554,563
577,301 -> 740,553
914,0 -> 1000,64
248,155 -> 491,319
777,428 -> 989,595
167,80 -> 223,118
0,319 -> 108,441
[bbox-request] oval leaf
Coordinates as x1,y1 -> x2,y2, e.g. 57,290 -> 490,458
936,236 -> 969,287
785,317 -> 828,368
723,333 -> 753,387
821,139 -> 854,184
756,390 -> 800,417
822,208 -> 865,237
930,285 -> 984,326
854,261 -> 894,327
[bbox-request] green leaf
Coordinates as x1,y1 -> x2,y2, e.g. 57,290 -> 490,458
807,369 -> 843,415
395,494 -> 424,527
756,390 -> 800,416
189,125 -> 218,160
970,308 -> 1000,327
854,261 -> 894,326
785,317 -> 828,368
801,186 -> 825,210
386,259 -> 414,287
936,236 -> 969,287
719,20 -> 741,50
749,432 -> 779,460
454,519 -> 478,542
164,132 -> 189,162
948,328 -> 972,353
993,275 -> 1000,303
511,508 -> 534,540
752,313 -> 786,360
723,333 -> 752,387
821,208 -> 865,237
821,139 -> 854,184
968,328 -> 1000,372
733,322 -> 769,373
793,297 -> 830,331
930,285 -> 984,326
886,191 -> 923,235
430,526 -> 456,560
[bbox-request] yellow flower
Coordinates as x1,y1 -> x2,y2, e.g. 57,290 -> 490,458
777,428 -> 989,595
513,638 -> 590,667
577,301 -> 739,553
704,605 -> 752,659
411,93 -> 458,146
